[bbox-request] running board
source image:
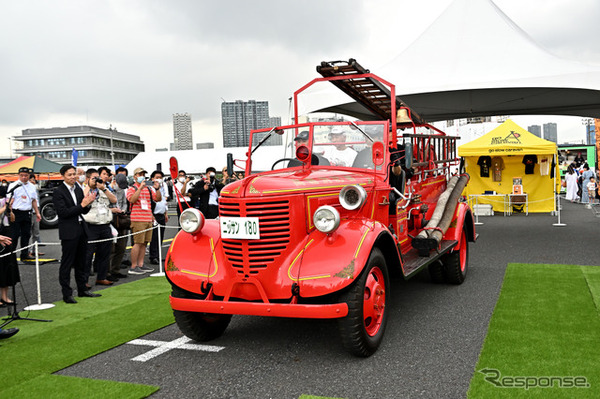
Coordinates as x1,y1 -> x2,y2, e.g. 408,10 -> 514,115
401,240 -> 458,278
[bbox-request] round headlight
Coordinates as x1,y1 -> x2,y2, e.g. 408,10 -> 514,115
313,205 -> 340,234
339,184 -> 367,210
179,208 -> 205,234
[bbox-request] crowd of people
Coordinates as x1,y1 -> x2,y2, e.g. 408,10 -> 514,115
0,163 -> 237,339
563,162 -> 599,206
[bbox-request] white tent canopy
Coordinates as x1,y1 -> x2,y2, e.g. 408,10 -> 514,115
313,0 -> 600,122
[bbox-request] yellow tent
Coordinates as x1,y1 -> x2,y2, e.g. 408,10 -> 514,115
458,119 -> 558,213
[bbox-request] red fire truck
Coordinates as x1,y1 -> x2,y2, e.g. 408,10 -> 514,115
166,59 -> 476,357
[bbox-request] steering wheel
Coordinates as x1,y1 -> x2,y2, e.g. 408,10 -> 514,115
271,158 -> 299,170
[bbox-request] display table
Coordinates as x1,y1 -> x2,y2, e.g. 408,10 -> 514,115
508,193 -> 528,215
468,194 -> 508,217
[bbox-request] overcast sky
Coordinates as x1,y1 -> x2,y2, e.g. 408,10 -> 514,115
1,0 -> 599,155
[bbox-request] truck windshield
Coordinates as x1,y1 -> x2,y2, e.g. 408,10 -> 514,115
248,122 -> 387,174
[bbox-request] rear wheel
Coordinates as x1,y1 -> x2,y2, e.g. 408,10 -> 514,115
338,247 -> 389,357
441,227 -> 468,284
428,260 -> 445,283
171,286 -> 231,341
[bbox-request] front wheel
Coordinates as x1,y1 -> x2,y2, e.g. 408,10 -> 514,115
338,247 -> 389,357
441,227 -> 469,284
171,285 -> 232,341
174,310 -> 232,342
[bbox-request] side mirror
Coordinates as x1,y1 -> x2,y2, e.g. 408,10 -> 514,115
404,143 -> 413,169
226,153 -> 234,176
372,142 -> 385,166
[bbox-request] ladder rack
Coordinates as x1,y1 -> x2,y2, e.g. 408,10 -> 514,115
316,59 -> 424,125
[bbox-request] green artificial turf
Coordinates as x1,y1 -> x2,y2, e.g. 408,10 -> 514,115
0,277 -> 173,398
468,263 -> 600,398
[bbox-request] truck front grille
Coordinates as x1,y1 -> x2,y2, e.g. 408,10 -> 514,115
220,199 -> 291,275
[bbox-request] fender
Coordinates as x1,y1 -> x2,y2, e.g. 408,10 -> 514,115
443,202 -> 476,247
295,218 -> 393,298
165,220 -> 231,295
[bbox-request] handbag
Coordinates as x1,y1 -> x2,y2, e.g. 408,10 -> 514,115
112,212 -> 131,230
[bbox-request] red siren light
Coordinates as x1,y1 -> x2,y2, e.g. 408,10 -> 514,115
296,145 -> 310,163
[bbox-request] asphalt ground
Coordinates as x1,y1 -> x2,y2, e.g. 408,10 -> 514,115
5,198 -> 600,399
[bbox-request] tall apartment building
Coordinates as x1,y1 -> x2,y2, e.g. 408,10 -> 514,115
269,116 -> 282,128
221,100 -> 271,147
543,122 -> 557,143
173,113 -> 193,150
13,125 -> 144,167
528,125 -> 541,138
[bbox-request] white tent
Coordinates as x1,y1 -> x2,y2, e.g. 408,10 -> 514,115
312,0 -> 600,121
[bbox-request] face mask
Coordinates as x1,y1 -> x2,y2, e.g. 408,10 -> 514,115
209,172 -> 216,178
78,175 -> 86,183
136,176 -> 145,184
178,177 -> 185,183
1,183 -> 7,187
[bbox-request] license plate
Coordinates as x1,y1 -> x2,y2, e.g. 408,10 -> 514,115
220,217 -> 260,240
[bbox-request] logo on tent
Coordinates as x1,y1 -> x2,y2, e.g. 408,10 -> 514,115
490,131 -> 521,145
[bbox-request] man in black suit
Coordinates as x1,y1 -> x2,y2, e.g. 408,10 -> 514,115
53,165 -> 102,303
189,167 -> 224,219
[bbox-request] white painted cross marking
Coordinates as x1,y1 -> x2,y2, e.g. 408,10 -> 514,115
126,337 -> 225,362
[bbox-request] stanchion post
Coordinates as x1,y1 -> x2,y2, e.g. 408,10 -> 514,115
473,195 -> 483,225
151,222 -> 165,277
24,241 -> 55,311
553,193 -> 566,227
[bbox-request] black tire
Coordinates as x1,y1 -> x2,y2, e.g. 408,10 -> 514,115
174,309 -> 232,342
171,286 -> 232,341
441,227 -> 468,284
338,247 -> 389,357
39,196 -> 58,229
428,260 -> 445,283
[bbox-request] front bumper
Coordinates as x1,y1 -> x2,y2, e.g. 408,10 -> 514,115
170,296 -> 349,319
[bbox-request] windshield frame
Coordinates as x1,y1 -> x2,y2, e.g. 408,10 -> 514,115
246,121 -> 390,175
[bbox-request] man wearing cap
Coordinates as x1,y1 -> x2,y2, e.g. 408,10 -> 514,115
321,126 -> 357,167
126,167 -> 161,275
287,131 -> 329,167
7,167 -> 41,262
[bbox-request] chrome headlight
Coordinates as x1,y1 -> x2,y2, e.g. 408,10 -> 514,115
179,208 -> 205,234
313,205 -> 340,234
339,184 -> 367,210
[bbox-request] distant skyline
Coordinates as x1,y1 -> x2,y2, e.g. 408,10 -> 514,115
2,0 -> 599,156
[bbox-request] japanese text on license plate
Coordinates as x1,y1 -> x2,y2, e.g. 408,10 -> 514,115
220,217 -> 260,239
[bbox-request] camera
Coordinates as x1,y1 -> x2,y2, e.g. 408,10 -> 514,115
93,177 -> 104,185
188,175 -> 195,181
145,179 -> 153,186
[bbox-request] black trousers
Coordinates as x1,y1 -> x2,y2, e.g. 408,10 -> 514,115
110,227 -> 129,275
85,224 -> 113,281
59,223 -> 88,298
149,213 -> 166,260
11,209 -> 31,259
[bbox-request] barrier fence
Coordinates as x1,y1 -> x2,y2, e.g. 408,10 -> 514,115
0,223 -> 178,311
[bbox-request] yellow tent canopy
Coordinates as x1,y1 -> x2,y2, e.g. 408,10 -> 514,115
458,119 -> 558,213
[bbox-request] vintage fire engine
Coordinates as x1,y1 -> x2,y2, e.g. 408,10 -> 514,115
166,59 -> 476,357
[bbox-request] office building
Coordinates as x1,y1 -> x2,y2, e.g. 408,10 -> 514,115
528,125 -> 541,138
543,123 -> 557,143
173,113 -> 193,150
269,116 -> 282,128
13,125 -> 144,167
221,100 -> 271,147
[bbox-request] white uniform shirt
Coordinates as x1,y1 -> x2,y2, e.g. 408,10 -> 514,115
321,146 -> 358,167
8,181 -> 38,211
174,179 -> 191,202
